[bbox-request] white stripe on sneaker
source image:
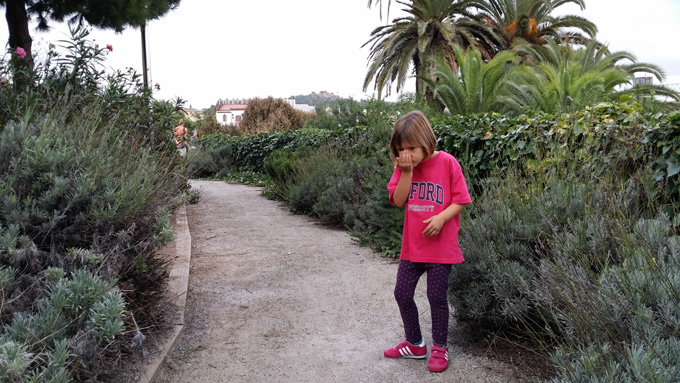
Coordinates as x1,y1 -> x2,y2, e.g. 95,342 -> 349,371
398,347 -> 413,357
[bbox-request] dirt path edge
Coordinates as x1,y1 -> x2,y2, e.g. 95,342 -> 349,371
140,203 -> 192,383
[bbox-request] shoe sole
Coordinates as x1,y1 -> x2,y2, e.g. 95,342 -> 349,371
385,355 -> 427,359
384,349 -> 427,359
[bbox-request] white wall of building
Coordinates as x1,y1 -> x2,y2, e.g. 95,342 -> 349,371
216,110 -> 245,126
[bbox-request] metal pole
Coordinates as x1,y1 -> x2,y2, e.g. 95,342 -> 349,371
141,23 -> 148,89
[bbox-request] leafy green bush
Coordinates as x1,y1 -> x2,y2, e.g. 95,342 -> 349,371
350,163 -> 404,257
0,268 -> 124,382
0,26 -> 188,381
190,97 -> 680,380
0,26 -> 184,153
305,98 -> 368,130
187,142 -> 234,178
238,97 -> 312,135
449,162 -> 679,381
263,147 -> 313,200
547,213 -> 680,382
433,102 -> 680,199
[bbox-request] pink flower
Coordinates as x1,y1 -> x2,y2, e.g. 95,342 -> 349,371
106,44 -> 113,52
15,47 -> 26,58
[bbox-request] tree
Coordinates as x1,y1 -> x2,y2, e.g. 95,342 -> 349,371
1,0 -> 180,70
465,0 -> 597,51
505,38 -> 679,114
362,0 -> 499,99
422,44 -> 519,115
239,97 -> 310,135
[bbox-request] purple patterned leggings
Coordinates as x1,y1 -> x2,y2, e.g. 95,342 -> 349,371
394,260 -> 453,346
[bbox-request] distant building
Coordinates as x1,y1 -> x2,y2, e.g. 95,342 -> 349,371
634,76 -> 653,86
285,97 -> 315,113
216,99 -> 248,126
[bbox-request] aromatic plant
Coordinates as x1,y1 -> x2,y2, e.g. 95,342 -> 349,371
0,23 -> 188,382
192,95 -> 680,382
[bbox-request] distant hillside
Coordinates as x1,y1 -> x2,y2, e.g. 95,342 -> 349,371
291,91 -> 341,107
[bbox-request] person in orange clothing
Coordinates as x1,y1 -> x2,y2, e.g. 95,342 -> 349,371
174,119 -> 188,156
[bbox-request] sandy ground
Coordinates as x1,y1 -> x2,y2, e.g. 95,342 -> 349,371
153,180 -> 523,383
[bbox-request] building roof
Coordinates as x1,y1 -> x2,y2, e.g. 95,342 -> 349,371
216,104 -> 247,112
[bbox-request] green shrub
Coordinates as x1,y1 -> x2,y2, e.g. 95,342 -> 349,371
305,98 -> 368,130
1,269 -> 124,382
238,97 -> 311,135
188,97 -> 680,380
350,163 -> 404,257
263,147 -> 312,200
449,162 -> 679,380
312,156 -> 376,227
0,27 -> 188,381
187,142 -> 234,178
544,213 -> 680,382
287,151 -> 344,216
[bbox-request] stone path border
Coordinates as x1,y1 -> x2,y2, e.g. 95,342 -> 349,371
139,204 -> 192,383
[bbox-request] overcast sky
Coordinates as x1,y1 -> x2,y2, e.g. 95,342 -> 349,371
1,0 -> 679,109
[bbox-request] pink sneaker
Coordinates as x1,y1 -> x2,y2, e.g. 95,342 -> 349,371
384,339 -> 427,359
428,344 -> 449,372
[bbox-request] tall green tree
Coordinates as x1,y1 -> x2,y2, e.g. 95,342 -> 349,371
506,39 -> 679,113
362,0 -> 499,99
501,39 -> 680,115
465,0 -> 597,51
1,0 -> 180,70
518,38 -> 666,85
422,44 -> 519,115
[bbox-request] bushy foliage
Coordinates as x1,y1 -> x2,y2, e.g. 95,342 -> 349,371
434,102 -> 680,204
0,269 -> 125,382
193,105 -> 229,136
1,26 -> 185,152
196,129 -> 333,174
305,98 -> 368,130
190,97 -> 680,381
238,97 -> 312,135
0,27 -> 187,381
451,162 -> 679,382
547,213 -> 680,382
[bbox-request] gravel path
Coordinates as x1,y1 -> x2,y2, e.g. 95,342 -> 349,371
154,180 -> 520,382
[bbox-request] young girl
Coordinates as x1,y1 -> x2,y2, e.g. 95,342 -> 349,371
383,110 -> 471,372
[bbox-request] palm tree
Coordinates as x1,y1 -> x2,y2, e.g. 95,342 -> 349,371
422,44 -> 519,114
503,60 -> 622,114
511,39 -> 679,111
363,0 -> 500,99
467,0 -> 597,51
367,0 -> 395,21
502,39 -> 679,115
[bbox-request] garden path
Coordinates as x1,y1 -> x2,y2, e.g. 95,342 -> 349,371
154,180 -> 520,382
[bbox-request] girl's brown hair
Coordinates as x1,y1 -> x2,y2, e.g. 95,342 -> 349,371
389,110 -> 437,162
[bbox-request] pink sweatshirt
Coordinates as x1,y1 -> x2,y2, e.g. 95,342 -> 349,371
388,151 -> 471,264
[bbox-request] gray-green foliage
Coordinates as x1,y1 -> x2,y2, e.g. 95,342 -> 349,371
191,97 -> 680,380
1,270 -> 124,383
0,111 -> 183,377
546,214 -> 680,382
0,23 -> 187,382
450,161 -> 679,381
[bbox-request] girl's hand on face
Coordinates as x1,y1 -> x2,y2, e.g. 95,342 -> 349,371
422,214 -> 445,237
396,150 -> 413,172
